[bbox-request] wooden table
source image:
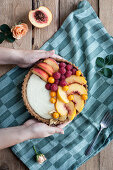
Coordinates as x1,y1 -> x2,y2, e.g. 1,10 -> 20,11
0,0 -> 113,169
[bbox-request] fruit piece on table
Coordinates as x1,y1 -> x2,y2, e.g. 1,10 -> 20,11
65,75 -> 87,85
62,85 -> 69,91
82,94 -> 88,100
50,91 -> 56,97
37,62 -> 54,76
52,112 -> 59,119
29,6 -> 52,28
51,84 -> 58,91
44,58 -> 59,72
73,94 -> 84,113
67,83 -> 87,95
55,99 -> 68,116
76,70 -> 81,76
50,97 -> 56,104
57,86 -> 69,103
48,77 -> 55,83
32,68 -> 49,82
65,101 -> 76,121
68,95 -> 74,101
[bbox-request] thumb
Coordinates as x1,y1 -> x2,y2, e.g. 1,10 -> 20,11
49,127 -> 64,135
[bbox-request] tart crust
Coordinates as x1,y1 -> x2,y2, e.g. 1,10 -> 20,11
22,58 -> 88,125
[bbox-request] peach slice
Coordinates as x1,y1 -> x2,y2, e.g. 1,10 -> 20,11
32,68 -> 49,82
59,115 -> 67,121
55,98 -> 68,116
44,58 -> 59,72
65,75 -> 87,85
73,94 -> 84,113
37,62 -> 54,76
67,83 -> 87,95
57,86 -> 69,103
65,101 -> 76,121
29,6 -> 52,28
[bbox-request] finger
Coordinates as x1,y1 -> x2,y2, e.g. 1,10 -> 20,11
37,50 -> 55,58
52,54 -> 63,59
57,121 -> 71,129
49,127 -> 64,134
24,119 -> 38,126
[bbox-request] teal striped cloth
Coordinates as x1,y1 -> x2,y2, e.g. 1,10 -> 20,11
0,0 -> 113,169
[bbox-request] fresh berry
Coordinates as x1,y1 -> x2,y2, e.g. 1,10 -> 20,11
76,70 -> 81,76
45,83 -> 51,90
82,94 -> 88,100
59,67 -> 66,74
59,80 -> 67,87
62,85 -> 69,91
72,68 -> 77,75
53,72 -> 61,79
60,74 -> 65,80
65,71 -> 72,78
68,95 -> 74,101
51,84 -> 58,91
50,98 -> 56,104
50,91 -> 56,97
48,77 -> 55,83
54,79 -> 59,85
66,64 -> 72,70
52,112 -> 59,119
59,62 -> 66,68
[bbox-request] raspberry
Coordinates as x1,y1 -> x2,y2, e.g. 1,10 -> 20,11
66,64 -> 72,70
59,80 -> 67,87
54,79 -> 59,85
51,84 -> 58,91
53,72 -> 61,79
59,62 -> 66,68
59,67 -> 66,74
45,83 -> 51,90
65,71 -> 72,78
60,74 -> 65,80
72,68 -> 77,75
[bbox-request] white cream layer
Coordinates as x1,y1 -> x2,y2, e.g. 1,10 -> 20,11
27,74 -> 54,119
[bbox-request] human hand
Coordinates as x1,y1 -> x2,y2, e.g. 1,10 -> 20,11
17,50 -> 62,68
24,119 -> 70,139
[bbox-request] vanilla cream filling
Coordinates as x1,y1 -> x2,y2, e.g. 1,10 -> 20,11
27,74 -> 54,119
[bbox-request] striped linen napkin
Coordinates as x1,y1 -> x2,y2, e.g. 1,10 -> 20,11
0,0 -> 113,169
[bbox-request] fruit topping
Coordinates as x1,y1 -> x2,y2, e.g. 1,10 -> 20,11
37,62 -> 54,76
57,86 -> 69,103
50,98 -> 56,104
51,84 -> 58,91
59,67 -> 66,74
60,75 -> 65,80
59,62 -> 66,68
59,115 -> 67,121
59,79 -> 67,87
67,83 -> 87,95
73,94 -> 84,113
76,70 -> 81,76
52,112 -> 59,119
44,58 -> 59,72
65,70 -> 72,78
68,95 -> 74,101
66,64 -> 73,70
45,83 -> 51,90
48,77 -> 55,83
32,68 -> 49,82
62,85 -> 69,91
53,72 -> 61,79
55,99 -> 68,116
50,91 -> 56,97
65,101 -> 76,121
65,75 -> 87,85
54,79 -> 59,85
29,6 -> 52,28
72,68 -> 77,75
82,94 -> 88,100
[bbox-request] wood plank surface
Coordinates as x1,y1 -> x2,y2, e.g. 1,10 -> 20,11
0,0 -> 113,170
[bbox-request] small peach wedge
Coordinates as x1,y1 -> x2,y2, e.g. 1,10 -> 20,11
37,62 -> 54,76
44,58 -> 59,72
32,68 -> 49,82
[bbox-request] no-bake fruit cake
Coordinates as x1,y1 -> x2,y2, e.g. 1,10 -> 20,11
22,58 -> 88,125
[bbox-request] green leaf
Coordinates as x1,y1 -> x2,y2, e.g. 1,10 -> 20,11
6,33 -> 15,43
96,57 -> 105,68
99,68 -> 112,78
0,24 -> 11,33
0,32 -> 5,43
105,55 -> 113,65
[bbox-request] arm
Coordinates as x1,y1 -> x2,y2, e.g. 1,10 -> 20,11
0,119 -> 69,150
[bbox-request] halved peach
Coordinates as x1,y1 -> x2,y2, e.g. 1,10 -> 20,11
65,101 -> 76,121
29,6 -> 52,28
32,68 -> 49,82
57,86 -> 69,103
73,94 -> 84,113
44,58 -> 59,72
55,98 -> 68,116
65,75 -> 87,85
37,62 -> 54,76
67,83 -> 87,95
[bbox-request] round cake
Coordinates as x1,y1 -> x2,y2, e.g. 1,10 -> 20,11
22,58 -> 88,125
